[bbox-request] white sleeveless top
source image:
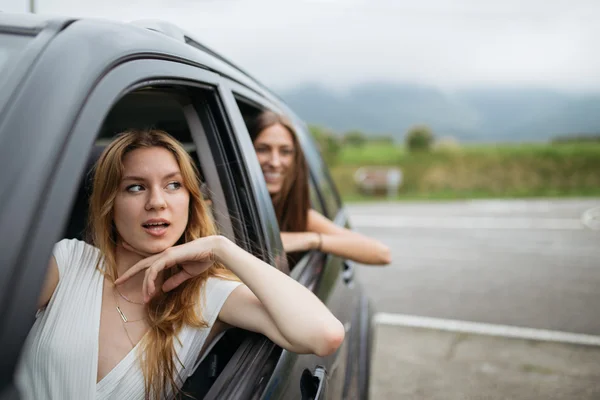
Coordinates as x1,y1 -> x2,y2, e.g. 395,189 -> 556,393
16,239 -> 242,400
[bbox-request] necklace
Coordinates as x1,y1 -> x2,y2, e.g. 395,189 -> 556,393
112,285 -> 146,348
114,285 -> 145,305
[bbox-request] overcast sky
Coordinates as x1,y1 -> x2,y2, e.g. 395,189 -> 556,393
2,0 -> 600,92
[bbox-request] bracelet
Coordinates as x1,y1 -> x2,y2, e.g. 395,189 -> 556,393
316,233 -> 323,251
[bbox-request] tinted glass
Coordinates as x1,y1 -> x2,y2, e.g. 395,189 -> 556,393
309,177 -> 325,215
314,162 -> 341,217
297,124 -> 342,218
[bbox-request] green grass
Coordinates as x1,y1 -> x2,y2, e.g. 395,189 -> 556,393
338,143 -> 406,165
460,142 -> 600,156
330,142 -> 600,202
342,189 -> 600,203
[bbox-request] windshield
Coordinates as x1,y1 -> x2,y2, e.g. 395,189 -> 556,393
0,33 -> 33,74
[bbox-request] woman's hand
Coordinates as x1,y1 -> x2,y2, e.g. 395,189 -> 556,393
115,236 -> 223,302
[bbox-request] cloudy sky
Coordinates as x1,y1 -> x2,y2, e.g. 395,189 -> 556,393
2,0 -> 600,92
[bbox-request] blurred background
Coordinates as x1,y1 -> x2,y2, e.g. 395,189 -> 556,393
4,0 -> 599,201
3,0 -> 600,398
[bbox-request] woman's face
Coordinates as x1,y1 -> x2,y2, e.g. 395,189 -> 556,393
113,146 -> 190,254
253,123 -> 295,195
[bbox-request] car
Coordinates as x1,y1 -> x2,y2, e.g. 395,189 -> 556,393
0,13 -> 374,400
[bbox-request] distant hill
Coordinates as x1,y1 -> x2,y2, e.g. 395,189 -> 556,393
277,83 -> 600,142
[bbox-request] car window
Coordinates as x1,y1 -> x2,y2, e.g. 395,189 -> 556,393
228,95 -> 323,268
295,124 -> 342,218
0,33 -> 33,73
314,164 -> 341,218
26,81 -> 257,399
66,87 -> 239,244
309,175 -> 325,215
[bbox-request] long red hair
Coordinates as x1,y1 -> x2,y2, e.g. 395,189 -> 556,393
89,129 -> 236,399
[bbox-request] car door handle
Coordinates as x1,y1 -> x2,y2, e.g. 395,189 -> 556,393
342,260 -> 355,284
300,366 -> 327,400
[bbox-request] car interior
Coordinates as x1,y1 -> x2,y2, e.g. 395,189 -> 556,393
57,86 -> 249,399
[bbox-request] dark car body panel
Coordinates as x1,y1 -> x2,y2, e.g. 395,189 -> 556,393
0,14 -> 373,400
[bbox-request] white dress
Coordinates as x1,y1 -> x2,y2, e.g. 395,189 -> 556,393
16,239 -> 242,400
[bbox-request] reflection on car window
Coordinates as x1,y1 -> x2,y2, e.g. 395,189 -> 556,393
309,178 -> 324,215
314,165 -> 340,218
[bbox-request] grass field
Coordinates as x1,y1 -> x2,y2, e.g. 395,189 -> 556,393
329,142 -> 600,201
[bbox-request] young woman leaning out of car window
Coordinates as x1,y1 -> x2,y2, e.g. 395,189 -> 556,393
249,110 -> 391,266
16,129 -> 344,400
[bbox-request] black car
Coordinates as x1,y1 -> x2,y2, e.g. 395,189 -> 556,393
0,14 -> 374,400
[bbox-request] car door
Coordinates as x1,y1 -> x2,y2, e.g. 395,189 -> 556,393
295,121 -> 367,400
0,31 -> 289,398
297,124 -> 370,400
216,82 -> 360,399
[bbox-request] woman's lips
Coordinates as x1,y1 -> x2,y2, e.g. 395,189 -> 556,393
264,172 -> 282,183
142,224 -> 169,237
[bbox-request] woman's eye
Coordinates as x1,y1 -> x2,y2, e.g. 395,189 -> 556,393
282,149 -> 294,156
166,182 -> 182,190
126,184 -> 144,193
256,147 -> 268,154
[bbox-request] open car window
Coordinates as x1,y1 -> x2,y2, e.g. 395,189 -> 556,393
64,88 -> 234,243
27,80 -> 260,399
229,94 -> 330,272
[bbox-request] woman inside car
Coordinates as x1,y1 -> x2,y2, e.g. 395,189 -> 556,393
16,129 -> 344,400
249,110 -> 391,266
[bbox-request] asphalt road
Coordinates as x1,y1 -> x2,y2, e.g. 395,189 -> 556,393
345,198 -> 600,399
346,199 -> 600,335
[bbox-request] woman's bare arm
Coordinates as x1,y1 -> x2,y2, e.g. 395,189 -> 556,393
280,209 -> 391,265
308,209 -> 391,265
215,237 -> 345,356
115,236 -> 345,357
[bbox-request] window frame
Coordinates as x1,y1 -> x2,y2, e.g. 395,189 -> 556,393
217,81 -> 290,271
220,81 -> 331,277
0,58 -> 280,399
292,122 -> 343,220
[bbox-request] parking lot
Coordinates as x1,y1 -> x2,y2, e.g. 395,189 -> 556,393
347,199 -> 600,399
371,324 -> 600,400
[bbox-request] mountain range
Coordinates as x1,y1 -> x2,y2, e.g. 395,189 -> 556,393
277,83 -> 600,142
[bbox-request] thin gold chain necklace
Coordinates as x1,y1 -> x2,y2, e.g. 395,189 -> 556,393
114,285 -> 145,305
112,285 -> 146,348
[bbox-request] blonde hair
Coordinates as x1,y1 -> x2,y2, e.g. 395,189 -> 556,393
89,129 -> 236,399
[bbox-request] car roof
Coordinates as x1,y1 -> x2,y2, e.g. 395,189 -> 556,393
0,13 -> 293,116
0,13 -> 71,34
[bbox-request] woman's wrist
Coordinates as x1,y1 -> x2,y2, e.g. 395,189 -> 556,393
313,232 -> 323,251
211,235 -> 235,264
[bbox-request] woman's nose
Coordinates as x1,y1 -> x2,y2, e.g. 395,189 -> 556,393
146,188 -> 167,210
269,150 -> 282,167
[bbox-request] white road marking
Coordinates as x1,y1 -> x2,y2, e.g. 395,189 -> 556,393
375,312 -> 600,346
350,215 -> 584,230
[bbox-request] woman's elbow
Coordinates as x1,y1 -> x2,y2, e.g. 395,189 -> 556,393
369,244 -> 391,265
314,319 -> 345,357
379,246 -> 392,265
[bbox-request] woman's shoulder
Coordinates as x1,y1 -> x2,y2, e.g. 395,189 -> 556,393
53,238 -> 101,278
54,238 -> 99,258
203,276 -> 242,298
200,276 -> 242,319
